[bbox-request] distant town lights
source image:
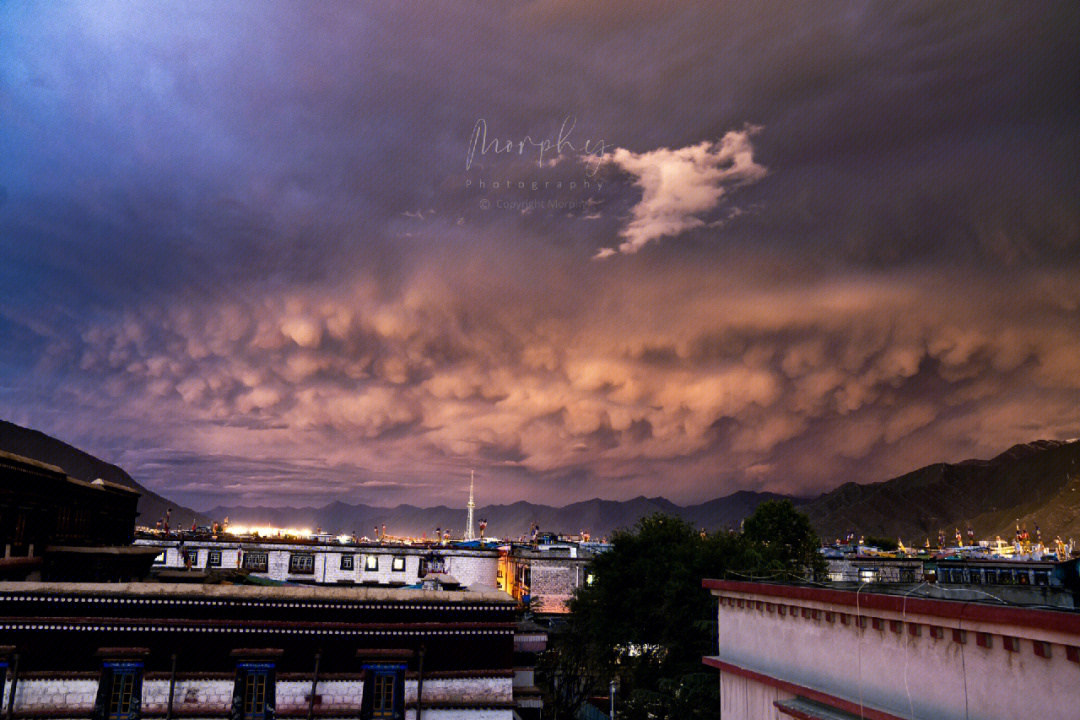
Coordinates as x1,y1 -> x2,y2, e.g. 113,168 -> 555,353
223,524 -> 313,538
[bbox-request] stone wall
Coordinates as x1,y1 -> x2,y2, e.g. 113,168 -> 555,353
143,679 -> 233,714
277,679 -> 364,712
529,557 -> 588,613
406,711 -> 513,720
443,554 -> 500,588
5,675 -> 513,717
6,679 -> 98,714
405,676 -> 513,703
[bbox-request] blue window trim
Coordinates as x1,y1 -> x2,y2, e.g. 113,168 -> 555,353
103,662 -> 143,720
236,662 -> 274,720
362,663 -> 405,719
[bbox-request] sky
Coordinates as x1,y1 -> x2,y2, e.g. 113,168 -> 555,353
1,2 -> 1078,511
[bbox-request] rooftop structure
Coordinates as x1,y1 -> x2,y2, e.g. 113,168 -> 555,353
0,450 -> 159,582
823,552 -> 1080,609
0,580 -> 533,719
136,537 -> 502,590
499,542 -> 598,614
702,578 -> 1080,720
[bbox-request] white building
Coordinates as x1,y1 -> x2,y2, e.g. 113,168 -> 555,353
136,537 -> 501,589
703,579 -> 1080,720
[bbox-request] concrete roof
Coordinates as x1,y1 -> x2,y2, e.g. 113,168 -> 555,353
0,449 -> 138,496
0,449 -> 65,476
0,580 -> 515,605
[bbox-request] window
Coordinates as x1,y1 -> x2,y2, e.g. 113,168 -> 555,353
95,662 -> 142,720
234,663 -> 274,720
362,665 -> 403,719
290,553 -> 315,574
372,673 -> 395,717
341,554 -> 354,571
207,550 -> 222,567
391,556 -> 406,572
417,553 -> 445,577
365,555 -> 379,571
153,551 -> 166,565
244,671 -> 266,719
243,552 -> 268,572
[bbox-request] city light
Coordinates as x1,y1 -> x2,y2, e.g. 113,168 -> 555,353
223,525 -> 312,539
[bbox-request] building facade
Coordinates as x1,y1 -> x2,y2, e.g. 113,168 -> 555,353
0,581 -> 521,720
0,451 -> 159,582
499,544 -> 595,614
702,579 -> 1080,720
136,538 -> 501,590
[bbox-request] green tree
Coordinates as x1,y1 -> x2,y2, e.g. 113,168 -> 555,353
740,500 -> 826,579
566,514 -> 750,717
550,504 -> 825,719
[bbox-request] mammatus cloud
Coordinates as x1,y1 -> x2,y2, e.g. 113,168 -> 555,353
6,262 -> 1079,509
1,2 -> 1077,510
594,128 -> 767,258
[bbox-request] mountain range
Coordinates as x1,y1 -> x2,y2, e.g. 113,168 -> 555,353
802,438 -> 1080,543
3,418 -> 1078,542
203,490 -> 802,540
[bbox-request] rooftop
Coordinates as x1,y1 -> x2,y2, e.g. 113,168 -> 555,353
0,580 -> 515,605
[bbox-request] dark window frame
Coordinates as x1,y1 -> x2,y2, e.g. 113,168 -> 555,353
365,555 -> 379,572
207,550 -> 223,567
233,662 -> 275,720
391,556 -> 406,573
289,553 -> 315,575
361,663 -> 404,720
243,552 -> 269,572
341,554 -> 354,571
95,661 -> 143,720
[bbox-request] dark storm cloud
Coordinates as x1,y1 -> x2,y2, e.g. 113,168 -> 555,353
1,1 -> 1078,509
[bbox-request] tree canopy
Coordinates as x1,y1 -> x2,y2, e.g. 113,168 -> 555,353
543,501 -> 825,719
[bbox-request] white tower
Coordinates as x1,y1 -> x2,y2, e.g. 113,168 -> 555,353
464,470 -> 476,541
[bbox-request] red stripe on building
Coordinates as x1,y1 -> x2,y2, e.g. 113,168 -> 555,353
702,579 -> 1080,635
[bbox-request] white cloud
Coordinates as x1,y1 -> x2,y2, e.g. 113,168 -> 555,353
595,128 -> 767,257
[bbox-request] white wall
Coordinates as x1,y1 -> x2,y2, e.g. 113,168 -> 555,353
719,672 -> 794,720
712,591 -> 1080,720
6,679 -> 98,714
138,539 -> 500,588
6,675 -> 513,717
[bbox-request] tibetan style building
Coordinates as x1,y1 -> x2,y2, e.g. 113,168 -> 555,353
0,580 -> 521,719
0,451 -> 159,582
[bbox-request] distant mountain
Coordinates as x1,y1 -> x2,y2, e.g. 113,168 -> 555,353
805,439 -> 1080,543
206,492 -> 801,539
0,420 -> 210,528
6,417 -> 1078,545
